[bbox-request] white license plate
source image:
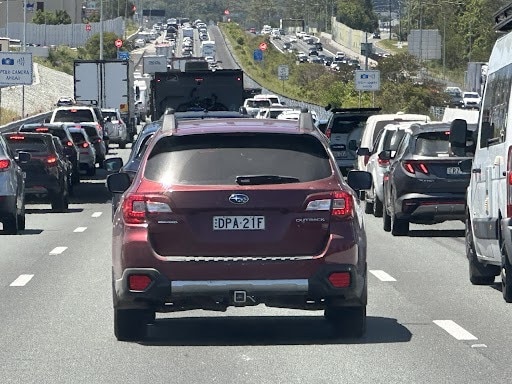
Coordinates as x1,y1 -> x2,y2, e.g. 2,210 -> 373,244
447,167 -> 464,175
333,151 -> 347,158
213,216 -> 265,230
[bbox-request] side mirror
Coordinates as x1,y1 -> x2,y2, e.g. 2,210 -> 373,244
17,151 -> 31,163
459,158 -> 473,173
356,147 -> 370,156
346,170 -> 372,191
378,150 -> 391,160
106,172 -> 131,194
348,140 -> 358,151
450,119 -> 468,156
104,157 -> 124,173
481,121 -> 492,147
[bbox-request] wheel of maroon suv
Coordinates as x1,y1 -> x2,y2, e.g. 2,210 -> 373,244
324,305 -> 366,338
114,309 -> 155,341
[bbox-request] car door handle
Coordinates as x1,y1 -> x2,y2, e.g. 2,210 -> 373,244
472,168 -> 481,174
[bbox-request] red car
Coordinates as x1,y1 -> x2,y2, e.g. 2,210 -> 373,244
107,110 -> 372,341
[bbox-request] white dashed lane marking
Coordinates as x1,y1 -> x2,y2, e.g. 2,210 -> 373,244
73,227 -> 87,233
369,270 -> 397,282
10,274 -> 34,287
433,320 -> 478,341
49,247 -> 68,255
91,212 -> 102,218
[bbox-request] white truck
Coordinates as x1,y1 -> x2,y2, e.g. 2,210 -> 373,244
74,60 -> 137,141
200,40 -> 216,60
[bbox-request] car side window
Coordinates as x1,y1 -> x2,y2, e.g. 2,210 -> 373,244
393,133 -> 410,160
371,129 -> 384,153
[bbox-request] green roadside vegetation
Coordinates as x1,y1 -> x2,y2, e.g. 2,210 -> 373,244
220,23 -> 448,115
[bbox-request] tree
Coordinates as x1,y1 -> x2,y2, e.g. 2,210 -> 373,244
83,32 -> 122,60
336,0 -> 378,32
32,10 -> 71,25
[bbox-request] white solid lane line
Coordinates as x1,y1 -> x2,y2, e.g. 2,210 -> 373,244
10,274 -> 34,287
91,212 -> 102,218
49,247 -> 68,255
370,270 -> 397,282
73,227 -> 87,233
433,320 -> 478,341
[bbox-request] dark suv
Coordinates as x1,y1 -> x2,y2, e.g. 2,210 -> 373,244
323,108 -> 381,175
382,122 -> 474,236
18,123 -> 81,185
3,132 -> 70,212
107,110 -> 372,341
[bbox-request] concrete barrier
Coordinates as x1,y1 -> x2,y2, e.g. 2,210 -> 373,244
0,111 -> 53,133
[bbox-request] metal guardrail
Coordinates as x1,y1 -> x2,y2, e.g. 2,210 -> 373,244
0,112 -> 53,134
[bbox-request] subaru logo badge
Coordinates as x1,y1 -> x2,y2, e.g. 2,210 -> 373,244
229,193 -> 249,204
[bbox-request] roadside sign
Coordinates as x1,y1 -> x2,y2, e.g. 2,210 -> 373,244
85,23 -> 92,32
114,39 -> 123,48
117,51 -> 130,60
354,70 -> 380,91
0,52 -> 33,86
259,42 -> 268,51
143,55 -> 167,74
278,64 -> 289,80
253,49 -> 263,62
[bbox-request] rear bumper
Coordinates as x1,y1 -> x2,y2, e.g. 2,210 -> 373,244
395,192 -> 466,222
114,263 -> 367,311
25,174 -> 61,195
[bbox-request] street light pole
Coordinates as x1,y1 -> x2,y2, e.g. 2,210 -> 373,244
100,0 -> 104,59
22,0 -> 26,118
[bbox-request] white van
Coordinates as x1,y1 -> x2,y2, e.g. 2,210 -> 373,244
356,112 -> 431,171
464,4 -> 512,302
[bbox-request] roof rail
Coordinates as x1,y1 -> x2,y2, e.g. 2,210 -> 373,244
494,2 -> 512,32
298,109 -> 316,132
161,108 -> 178,133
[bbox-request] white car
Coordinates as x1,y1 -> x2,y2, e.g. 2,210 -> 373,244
134,38 -> 145,48
276,109 -> 318,127
101,108 -> 129,149
68,127 -> 97,176
462,91 -> 481,109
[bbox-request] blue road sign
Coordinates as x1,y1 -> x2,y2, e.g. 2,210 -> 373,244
253,49 -> 263,62
117,51 -> 130,60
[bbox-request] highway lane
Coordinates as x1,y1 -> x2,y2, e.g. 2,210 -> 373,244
2,144 -> 512,382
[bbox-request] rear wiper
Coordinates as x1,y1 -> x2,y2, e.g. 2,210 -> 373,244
236,175 -> 300,185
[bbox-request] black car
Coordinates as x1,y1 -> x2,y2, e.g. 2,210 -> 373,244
382,122 -> 474,236
51,136 -> 74,196
3,132 -> 70,212
18,123 -> 81,185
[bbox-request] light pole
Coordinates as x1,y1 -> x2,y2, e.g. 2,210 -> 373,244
100,0 -> 104,59
22,0 -> 26,118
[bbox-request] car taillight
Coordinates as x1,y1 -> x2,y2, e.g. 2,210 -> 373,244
377,158 -> 390,167
46,155 -> 58,166
65,140 -> 73,147
507,146 -> 512,217
402,161 -> 429,175
0,159 -> 10,170
305,191 -> 354,219
82,142 -> 89,148
95,138 -> 102,143
363,154 -> 370,166
96,123 -> 102,133
128,274 -> 152,291
122,194 -> 172,224
328,272 -> 351,288
325,127 -> 331,139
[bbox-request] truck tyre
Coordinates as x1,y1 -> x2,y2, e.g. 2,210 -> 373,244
114,309 -> 154,341
3,213 -> 19,234
467,218 -> 498,285
324,306 -> 366,338
501,243 -> 512,302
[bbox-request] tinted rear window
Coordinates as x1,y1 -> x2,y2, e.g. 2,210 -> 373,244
70,132 -> 86,143
5,137 -> 49,152
102,111 -> 118,119
330,116 -> 368,134
144,134 -> 332,185
413,132 -> 450,156
246,100 -> 271,108
82,126 -> 99,138
19,126 -> 67,140
54,109 -> 95,123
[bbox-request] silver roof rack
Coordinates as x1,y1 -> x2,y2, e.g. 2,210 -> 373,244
494,2 -> 512,32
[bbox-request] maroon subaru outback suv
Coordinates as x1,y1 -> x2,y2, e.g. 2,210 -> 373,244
107,109 -> 372,341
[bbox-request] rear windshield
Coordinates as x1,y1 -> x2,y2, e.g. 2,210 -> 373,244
82,126 -> 99,138
19,126 -> 67,140
102,111 -> 118,119
246,100 -> 271,108
70,132 -> 86,143
330,116 -> 368,134
54,109 -> 95,123
413,132 -> 451,156
4,136 -> 49,152
144,134 -> 332,185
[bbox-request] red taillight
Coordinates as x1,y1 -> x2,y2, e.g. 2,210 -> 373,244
8,135 -> 25,140
66,140 -> 73,147
0,159 -> 11,170
363,154 -> 370,166
35,127 -> 49,132
305,191 -> 354,219
46,155 -> 58,166
95,138 -> 102,143
325,127 -> 331,139
403,162 -> 415,174
82,142 -> 89,148
507,146 -> 512,217
128,275 -> 152,291
403,161 -> 429,175
377,158 -> 390,167
328,272 -> 351,288
122,194 -> 172,224
418,163 -> 429,174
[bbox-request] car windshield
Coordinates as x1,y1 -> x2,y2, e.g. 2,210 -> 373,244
54,109 -> 95,123
143,134 -> 332,185
4,136 -> 49,152
246,100 -> 271,108
330,117 -> 367,134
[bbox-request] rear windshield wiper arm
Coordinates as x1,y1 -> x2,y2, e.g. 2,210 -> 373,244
236,175 -> 300,185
